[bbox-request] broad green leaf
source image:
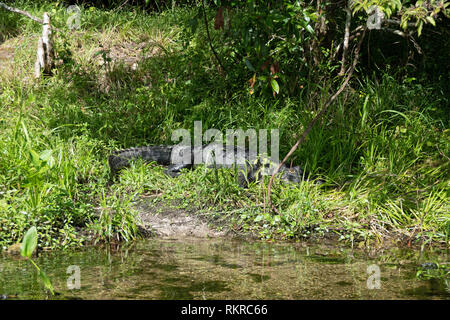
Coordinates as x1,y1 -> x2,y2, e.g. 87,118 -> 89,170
38,270 -> 55,295
20,226 -> 37,258
352,3 -> 363,14
244,58 -> 256,72
270,78 -> 280,94
393,0 -> 402,11
39,149 -> 52,161
37,166 -> 50,176
426,16 -> 436,26
39,149 -> 54,168
401,19 -> 407,29
385,7 -> 392,17
306,24 -> 314,34
254,214 -> 263,222
21,121 -> 30,143
29,149 -> 42,168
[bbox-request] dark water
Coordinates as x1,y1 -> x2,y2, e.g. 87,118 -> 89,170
0,238 -> 448,300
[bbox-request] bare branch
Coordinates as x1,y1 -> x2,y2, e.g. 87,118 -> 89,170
0,2 -> 43,24
385,27 -> 407,37
333,25 -> 363,60
339,6 -> 352,76
201,0 -> 226,74
385,18 -> 416,28
383,28 -> 423,54
267,28 -> 367,215
0,2 -> 60,31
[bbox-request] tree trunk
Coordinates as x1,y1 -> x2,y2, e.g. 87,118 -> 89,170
34,12 -> 54,78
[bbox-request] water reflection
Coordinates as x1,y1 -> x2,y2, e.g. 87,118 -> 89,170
0,238 -> 448,299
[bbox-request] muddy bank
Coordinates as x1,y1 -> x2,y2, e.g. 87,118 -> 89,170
134,199 -> 231,239
131,198 -> 449,252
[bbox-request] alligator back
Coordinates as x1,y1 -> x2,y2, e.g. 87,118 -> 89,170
108,144 -> 306,186
108,145 -> 174,177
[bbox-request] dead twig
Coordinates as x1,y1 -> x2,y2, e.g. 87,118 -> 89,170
201,0 -> 226,74
267,27 -> 367,215
0,2 -> 61,32
339,5 -> 352,76
0,2 -> 44,24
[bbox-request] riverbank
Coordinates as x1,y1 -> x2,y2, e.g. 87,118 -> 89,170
126,195 -> 450,251
0,2 -> 448,251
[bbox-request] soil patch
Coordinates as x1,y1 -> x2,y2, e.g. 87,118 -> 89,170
134,199 -> 229,239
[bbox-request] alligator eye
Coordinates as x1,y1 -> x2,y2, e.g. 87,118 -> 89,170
289,169 -> 295,173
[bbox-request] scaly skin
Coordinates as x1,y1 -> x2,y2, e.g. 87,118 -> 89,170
108,144 -> 306,187
108,145 -> 174,176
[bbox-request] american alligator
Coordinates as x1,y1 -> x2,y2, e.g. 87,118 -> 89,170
108,144 -> 307,187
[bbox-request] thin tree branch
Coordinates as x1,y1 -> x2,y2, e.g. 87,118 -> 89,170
333,25 -> 363,60
383,28 -> 423,54
0,2 -> 43,24
339,6 -> 352,76
267,27 -> 367,215
201,0 -> 226,74
0,2 -> 61,32
385,18 -> 416,28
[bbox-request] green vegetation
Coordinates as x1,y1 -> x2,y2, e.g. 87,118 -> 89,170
0,1 -> 448,250
20,226 -> 55,295
416,261 -> 450,294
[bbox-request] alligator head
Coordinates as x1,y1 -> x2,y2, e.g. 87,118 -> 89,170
279,166 -> 304,184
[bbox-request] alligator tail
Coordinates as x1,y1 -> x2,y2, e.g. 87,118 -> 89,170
108,145 -> 174,180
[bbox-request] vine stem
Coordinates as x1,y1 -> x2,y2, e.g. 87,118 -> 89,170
29,258 -> 41,272
267,27 -> 367,215
201,0 -> 226,73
